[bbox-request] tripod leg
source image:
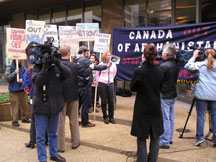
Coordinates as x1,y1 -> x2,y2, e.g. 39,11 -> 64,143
179,97 -> 196,138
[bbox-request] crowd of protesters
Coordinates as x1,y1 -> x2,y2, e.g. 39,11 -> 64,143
4,42 -> 216,162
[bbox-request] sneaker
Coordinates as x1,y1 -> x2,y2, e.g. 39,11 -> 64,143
72,143 -> 80,149
169,141 -> 173,144
82,122 -> 95,128
159,145 -> 170,149
213,143 -> 216,147
104,118 -> 109,124
12,121 -> 20,127
58,149 -> 65,153
194,139 -> 205,146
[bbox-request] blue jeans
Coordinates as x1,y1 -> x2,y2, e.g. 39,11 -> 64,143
35,113 -> 59,161
196,99 -> 216,143
160,98 -> 176,146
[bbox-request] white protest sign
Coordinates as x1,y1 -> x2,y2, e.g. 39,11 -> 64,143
59,26 -> 79,56
76,23 -> 99,41
94,33 -> 111,53
6,28 -> 27,60
26,20 -> 45,44
44,24 -> 59,47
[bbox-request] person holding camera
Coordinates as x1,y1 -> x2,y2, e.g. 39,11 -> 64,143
32,52 -> 71,162
57,45 -> 80,152
185,49 -> 216,146
159,43 -> 179,149
5,60 -> 30,127
130,44 -> 164,162
98,51 -> 117,124
76,46 -> 112,127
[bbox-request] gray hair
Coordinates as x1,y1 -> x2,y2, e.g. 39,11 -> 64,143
163,43 -> 176,60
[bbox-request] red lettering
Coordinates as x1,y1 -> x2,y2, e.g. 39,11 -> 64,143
184,28 -> 191,37
121,57 -> 140,64
203,26 -> 210,35
193,27 -> 200,36
122,58 -> 126,64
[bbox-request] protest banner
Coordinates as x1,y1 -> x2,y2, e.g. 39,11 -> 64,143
59,26 -> 79,56
26,20 -> 45,44
76,23 -> 99,42
44,24 -> 59,47
6,27 -> 27,81
94,33 -> 111,53
112,22 -> 216,84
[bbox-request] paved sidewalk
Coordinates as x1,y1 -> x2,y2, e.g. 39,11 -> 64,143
0,85 -> 216,162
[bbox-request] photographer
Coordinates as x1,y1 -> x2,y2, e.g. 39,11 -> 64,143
32,51 -> 71,162
159,43 -> 179,149
185,49 -> 216,146
76,46 -> 111,127
130,44 -> 163,162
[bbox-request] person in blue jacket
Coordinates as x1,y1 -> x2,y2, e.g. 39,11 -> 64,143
5,60 -> 30,127
185,49 -> 216,147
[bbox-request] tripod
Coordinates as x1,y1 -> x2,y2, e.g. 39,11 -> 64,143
179,97 -> 212,139
179,97 -> 196,138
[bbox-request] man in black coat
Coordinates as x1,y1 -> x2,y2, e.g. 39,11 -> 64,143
32,52 -> 71,162
57,45 -> 80,152
159,43 -> 179,149
76,46 -> 111,127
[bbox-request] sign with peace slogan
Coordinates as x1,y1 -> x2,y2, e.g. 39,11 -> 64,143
26,20 -> 45,44
94,33 -> 111,53
44,24 -> 59,47
6,28 -> 27,60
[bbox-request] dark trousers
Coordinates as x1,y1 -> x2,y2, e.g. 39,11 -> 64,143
29,110 -> 36,144
137,137 -> 160,162
98,82 -> 114,120
79,87 -> 91,126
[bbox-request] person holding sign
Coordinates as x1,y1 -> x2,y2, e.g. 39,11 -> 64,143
130,44 -> 163,162
5,60 -> 30,127
98,51 -> 117,124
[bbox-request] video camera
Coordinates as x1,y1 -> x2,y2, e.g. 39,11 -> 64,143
26,37 -> 61,65
188,45 -> 206,61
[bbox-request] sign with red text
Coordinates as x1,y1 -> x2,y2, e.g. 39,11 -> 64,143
94,33 -> 111,53
113,22 -> 216,83
6,28 -> 26,60
76,23 -> 99,41
26,20 -> 45,44
59,26 -> 79,56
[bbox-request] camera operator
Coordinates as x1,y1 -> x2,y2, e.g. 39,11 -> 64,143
76,46 -> 112,127
32,51 -> 71,162
185,49 -> 216,146
159,43 -> 179,149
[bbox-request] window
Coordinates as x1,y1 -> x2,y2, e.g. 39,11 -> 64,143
39,8 -> 50,23
67,4 -> 82,26
52,6 -> 66,25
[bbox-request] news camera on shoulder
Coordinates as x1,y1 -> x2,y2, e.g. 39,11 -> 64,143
25,37 -> 61,69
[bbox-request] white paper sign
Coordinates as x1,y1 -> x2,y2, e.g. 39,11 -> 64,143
59,26 -> 79,56
94,33 -> 111,53
76,23 -> 99,41
44,24 -> 59,47
26,20 -> 45,44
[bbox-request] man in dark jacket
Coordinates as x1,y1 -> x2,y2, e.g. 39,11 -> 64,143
32,53 -> 71,162
57,45 -> 80,152
76,46 -> 111,127
159,43 -> 179,149
5,60 -> 30,127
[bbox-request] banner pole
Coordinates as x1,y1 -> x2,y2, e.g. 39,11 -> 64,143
16,59 -> 19,82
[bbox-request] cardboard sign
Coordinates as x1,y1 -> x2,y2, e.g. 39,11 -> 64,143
6,28 -> 27,60
26,20 -> 45,44
44,24 -> 59,47
59,26 -> 79,56
94,33 -> 111,53
76,23 -> 99,41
